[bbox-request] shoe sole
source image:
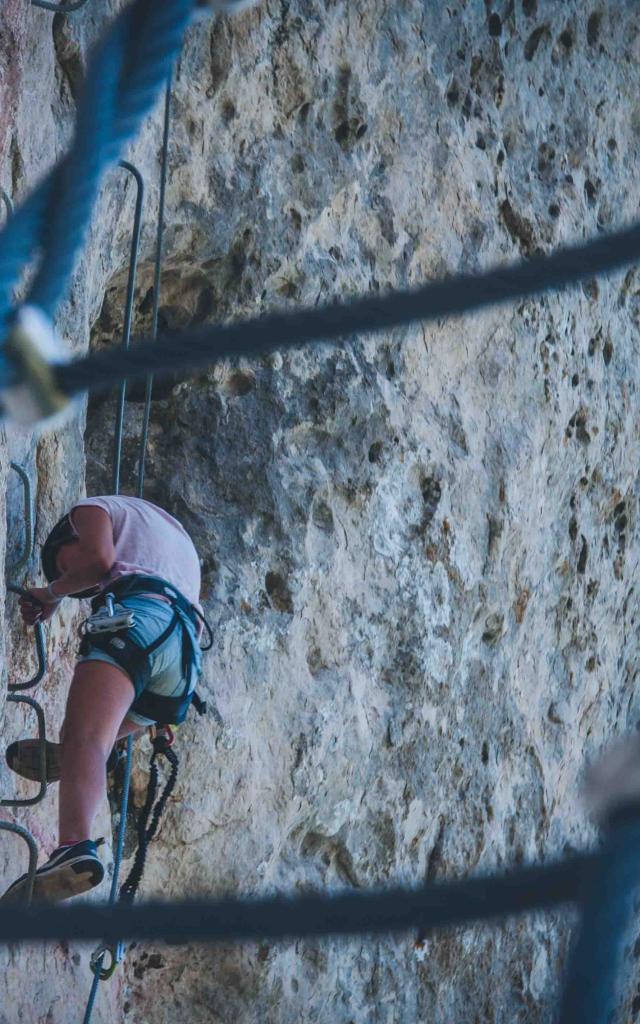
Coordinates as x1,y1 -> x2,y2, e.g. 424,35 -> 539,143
6,739 -> 61,783
1,857 -> 104,905
6,740 -> 121,784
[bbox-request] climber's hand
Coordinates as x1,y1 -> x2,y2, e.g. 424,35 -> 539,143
19,588 -> 59,626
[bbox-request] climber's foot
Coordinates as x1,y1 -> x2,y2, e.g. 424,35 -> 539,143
0,840 -> 104,905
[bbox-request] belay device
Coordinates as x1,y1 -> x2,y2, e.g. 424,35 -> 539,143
79,592 -> 136,638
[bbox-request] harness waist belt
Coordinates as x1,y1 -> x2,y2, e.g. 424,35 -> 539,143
91,575 -> 200,626
80,575 -> 209,726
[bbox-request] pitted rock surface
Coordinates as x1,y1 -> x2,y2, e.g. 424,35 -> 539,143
2,2 -> 640,1022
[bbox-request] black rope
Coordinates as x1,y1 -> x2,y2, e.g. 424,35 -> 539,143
558,813 -> 640,1024
55,217 -> 640,399
0,851 -> 597,944
119,735 -> 179,905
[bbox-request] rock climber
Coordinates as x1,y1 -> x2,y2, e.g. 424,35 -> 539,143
2,494 -> 207,904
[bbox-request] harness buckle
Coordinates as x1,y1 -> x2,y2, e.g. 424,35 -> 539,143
81,593 -> 136,637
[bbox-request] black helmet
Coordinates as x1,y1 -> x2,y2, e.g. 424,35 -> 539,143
41,513 -> 102,600
41,514 -> 76,582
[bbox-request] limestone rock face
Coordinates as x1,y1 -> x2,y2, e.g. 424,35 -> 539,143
2,1 -> 640,1022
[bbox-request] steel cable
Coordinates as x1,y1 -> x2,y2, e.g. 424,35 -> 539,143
0,850 -> 599,944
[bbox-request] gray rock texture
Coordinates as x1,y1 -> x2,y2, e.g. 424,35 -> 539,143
2,1 -> 640,1021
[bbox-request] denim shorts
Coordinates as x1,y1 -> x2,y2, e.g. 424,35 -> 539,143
77,594 -> 201,727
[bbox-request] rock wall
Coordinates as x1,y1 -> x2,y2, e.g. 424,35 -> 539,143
3,1 -> 640,1021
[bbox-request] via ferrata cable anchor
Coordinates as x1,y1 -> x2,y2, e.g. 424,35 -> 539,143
0,306 -> 73,428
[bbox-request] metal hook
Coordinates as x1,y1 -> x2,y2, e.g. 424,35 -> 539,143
112,160 -> 144,496
0,189 -> 13,221
30,0 -> 91,12
138,77 -> 171,499
6,463 -> 34,577
6,586 -> 46,691
0,821 -> 38,905
0,694 -> 47,807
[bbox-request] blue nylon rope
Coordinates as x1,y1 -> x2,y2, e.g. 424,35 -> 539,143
82,738 -> 133,1023
0,0 -> 192,330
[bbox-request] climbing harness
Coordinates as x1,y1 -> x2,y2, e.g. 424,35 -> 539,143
78,575 -> 212,726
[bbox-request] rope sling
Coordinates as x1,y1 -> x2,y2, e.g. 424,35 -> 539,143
119,732 -> 179,906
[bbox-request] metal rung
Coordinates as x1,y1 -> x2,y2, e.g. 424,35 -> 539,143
6,586 -> 46,691
112,159 -> 144,496
0,189 -> 12,220
0,821 -> 37,905
6,462 -> 34,577
1,695 -> 47,807
30,0 -> 91,11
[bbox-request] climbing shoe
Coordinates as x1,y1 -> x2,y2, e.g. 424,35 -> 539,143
6,739 -> 121,783
0,839 -> 104,905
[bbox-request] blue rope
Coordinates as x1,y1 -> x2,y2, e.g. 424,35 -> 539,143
83,738 -> 133,1022
0,0 -> 193,330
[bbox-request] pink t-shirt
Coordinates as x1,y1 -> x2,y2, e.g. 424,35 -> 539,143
70,496 -> 202,610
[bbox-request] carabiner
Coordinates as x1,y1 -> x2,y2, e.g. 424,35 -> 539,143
90,940 -> 125,980
150,724 -> 175,747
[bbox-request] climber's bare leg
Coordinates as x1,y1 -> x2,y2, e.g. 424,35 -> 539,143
59,714 -> 142,744
116,717 -> 145,741
59,661 -> 135,844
